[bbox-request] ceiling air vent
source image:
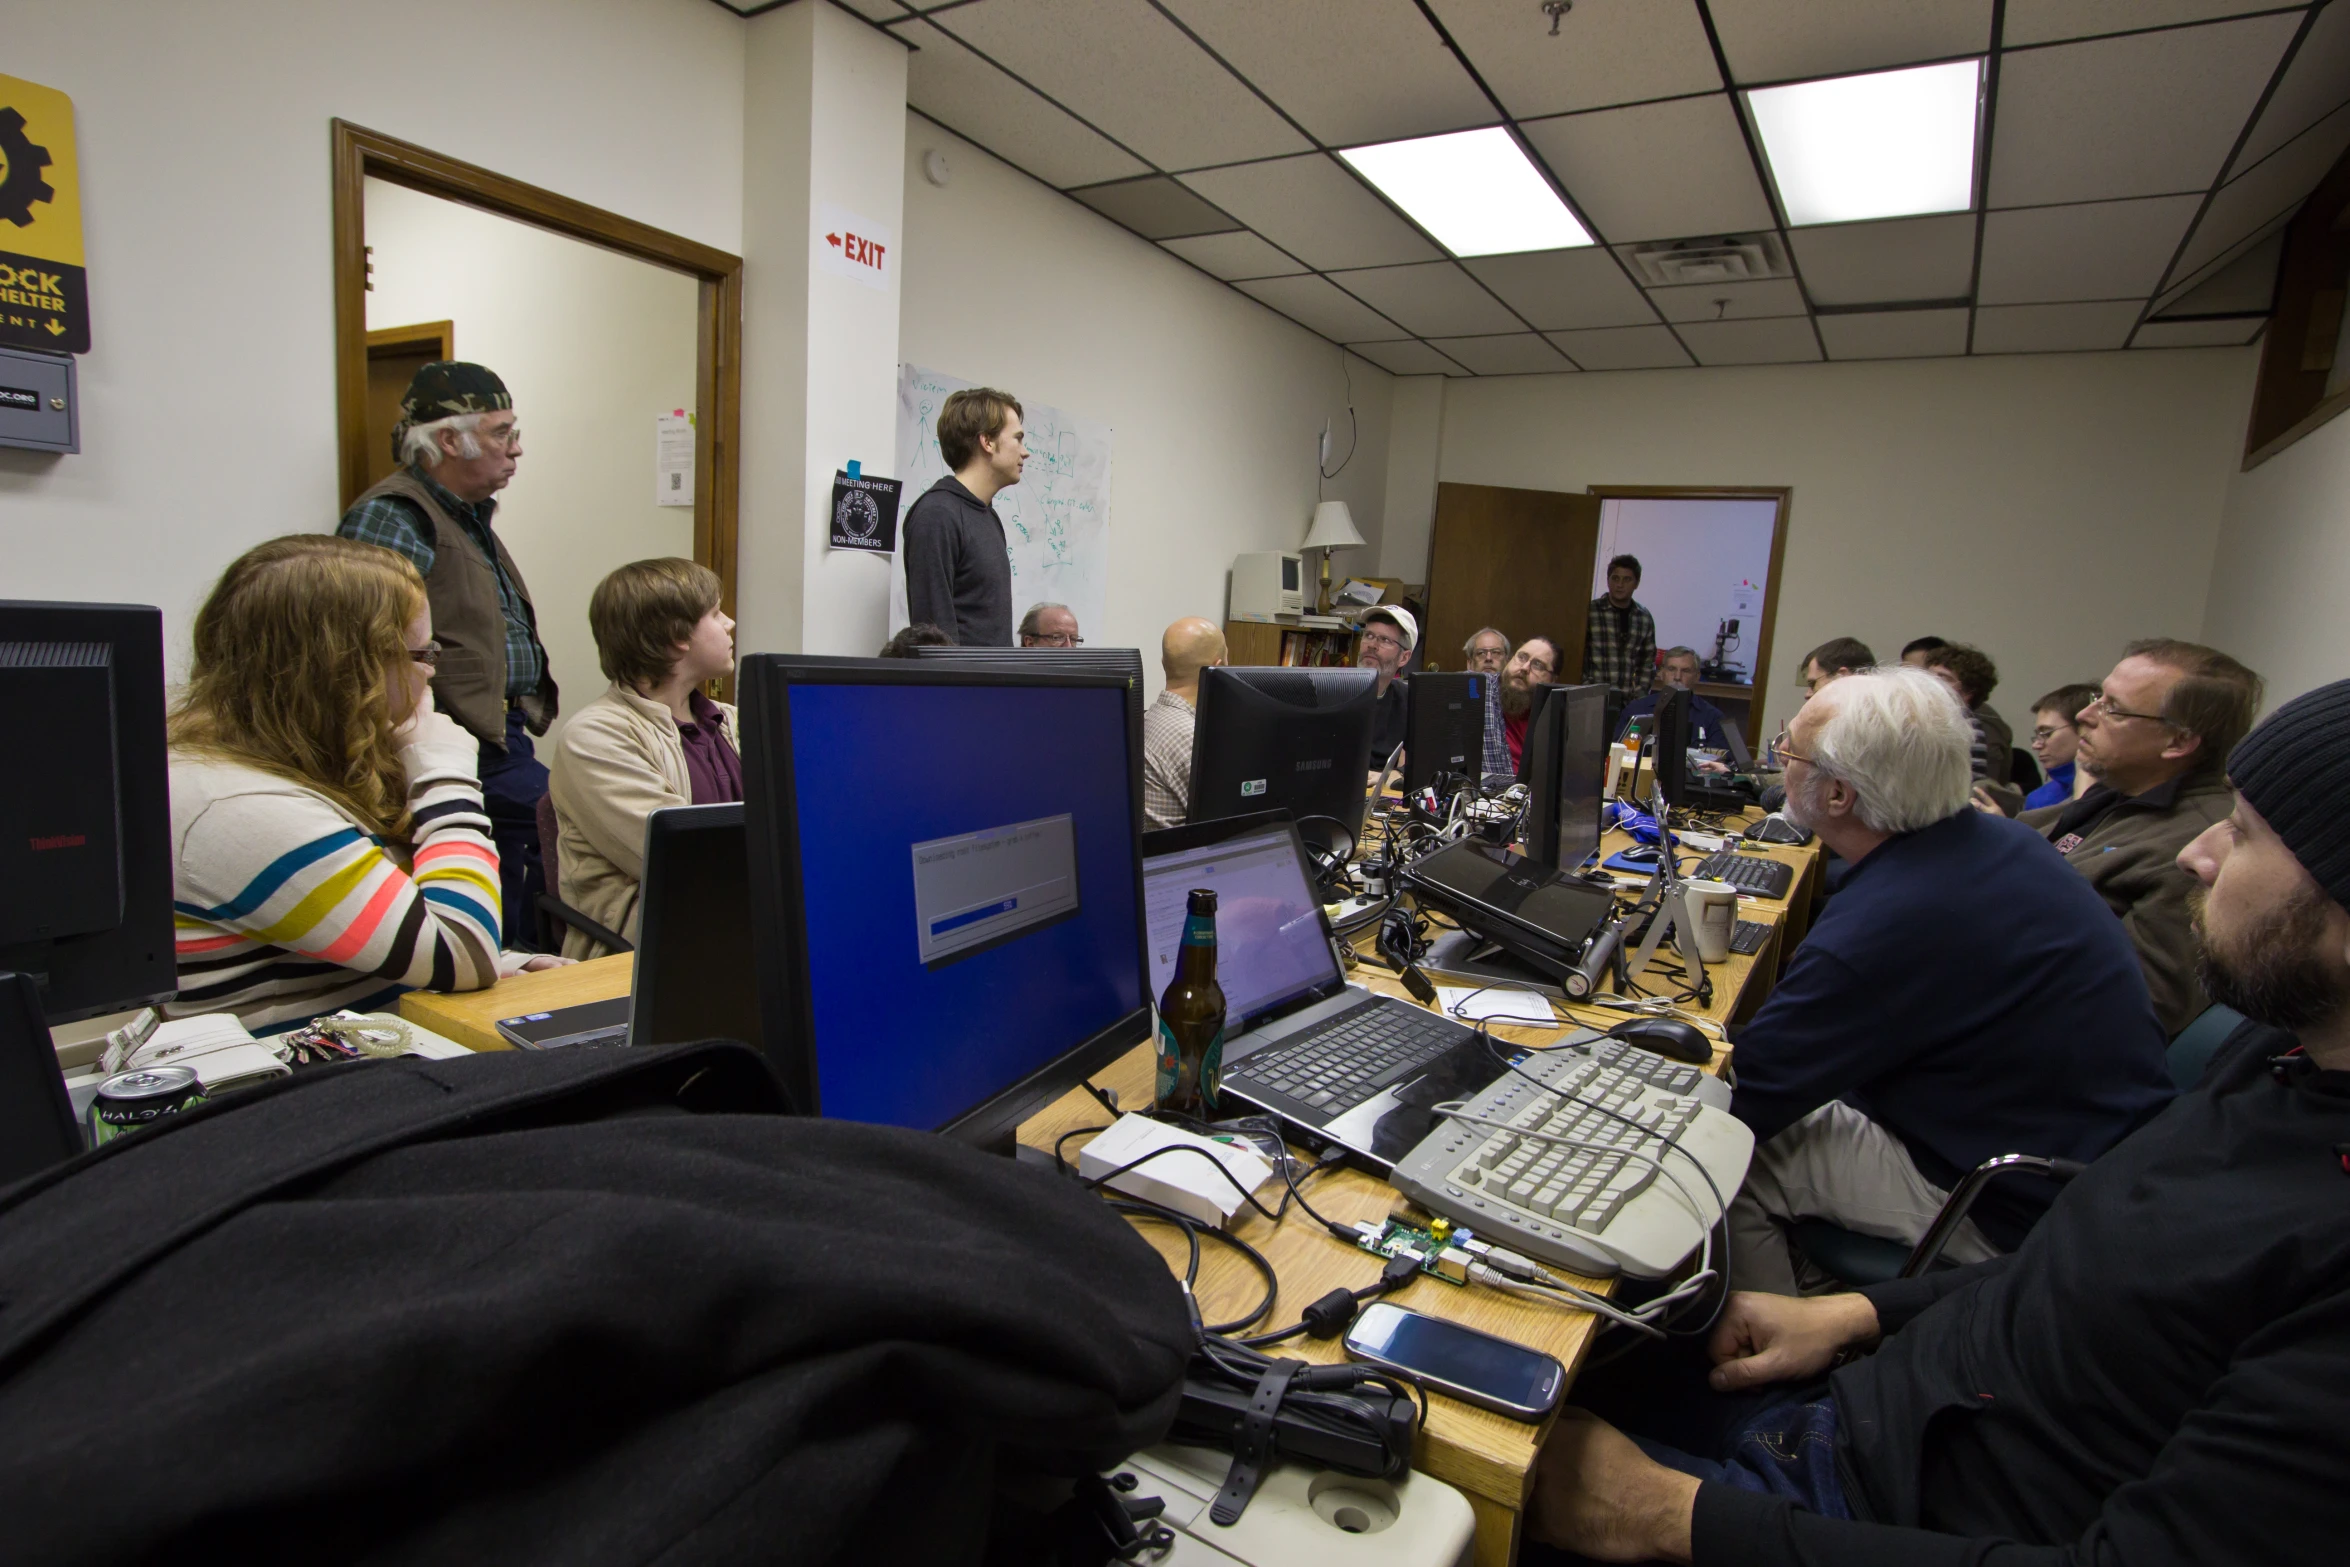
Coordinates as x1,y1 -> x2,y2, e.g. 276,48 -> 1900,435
1626,233 -> 1790,288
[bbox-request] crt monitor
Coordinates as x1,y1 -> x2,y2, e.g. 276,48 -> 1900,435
1399,672 -> 1485,800
737,657 -> 1149,1148
0,602 -> 175,1024
1188,666 -> 1380,854
627,803 -> 760,1051
1522,684 -> 1608,873
1650,687 -> 1692,809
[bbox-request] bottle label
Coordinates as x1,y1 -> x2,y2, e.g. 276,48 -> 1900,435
1155,1015 -> 1225,1112
1182,913 -> 1216,947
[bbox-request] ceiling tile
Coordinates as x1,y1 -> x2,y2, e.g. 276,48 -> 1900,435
1971,300 -> 2144,352
1521,95 -> 1777,243
2005,1 -> 2292,48
902,21 -> 1151,188
1349,339 -> 1472,375
1707,0 -> 1992,85
1234,274 -> 1406,341
2170,100 -> 2350,277
930,0 -> 1310,171
2233,0 -> 2350,171
1642,276 -> 1810,322
1788,213 -> 1979,304
1157,0 -> 1494,147
1157,229 -> 1307,280
2152,229 -> 2283,316
836,0 -> 910,18
1180,156 -> 1441,270
1816,308 -> 1973,359
1067,174 -> 1238,239
1545,324 -> 1696,370
2156,214 -> 2290,312
1329,262 -> 1525,336
1976,194 -> 2202,303
1426,332 -> 1578,374
1425,0 -> 1721,119
1988,14 -> 2303,207
2132,316 -> 2267,346
1676,315 -> 1824,365
1462,247 -> 1660,329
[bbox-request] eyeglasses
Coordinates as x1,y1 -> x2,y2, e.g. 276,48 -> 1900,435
1359,629 -> 1406,653
2030,723 -> 2072,742
1517,654 -> 1556,679
1023,633 -> 1084,647
477,422 -> 522,452
2084,691 -> 2168,724
409,640 -> 442,668
1771,727 -> 1815,765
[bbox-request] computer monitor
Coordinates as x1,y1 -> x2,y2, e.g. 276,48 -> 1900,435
0,602 -> 175,1024
627,803 -> 760,1050
0,971 -> 83,1185
1399,672 -> 1484,800
1188,666 -> 1380,855
1650,687 -> 1691,809
1523,684 -> 1608,873
910,644 -> 1147,820
737,657 -> 1150,1148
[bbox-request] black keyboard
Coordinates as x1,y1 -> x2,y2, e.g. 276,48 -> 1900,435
1692,850 -> 1795,900
1730,918 -> 1772,955
1226,998 -> 1472,1120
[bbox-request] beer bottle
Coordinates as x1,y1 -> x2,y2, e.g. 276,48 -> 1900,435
1155,888 -> 1227,1116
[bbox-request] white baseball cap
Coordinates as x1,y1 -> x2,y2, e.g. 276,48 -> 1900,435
1361,605 -> 1418,650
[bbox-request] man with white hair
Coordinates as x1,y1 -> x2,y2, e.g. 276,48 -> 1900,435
1725,666 -> 2172,1294
339,361 -> 555,945
1017,602 -> 1080,648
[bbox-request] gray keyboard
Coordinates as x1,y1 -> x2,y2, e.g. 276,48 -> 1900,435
1389,1036 -> 1754,1280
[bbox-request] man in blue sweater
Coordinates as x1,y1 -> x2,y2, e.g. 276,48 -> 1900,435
1724,666 -> 2172,1294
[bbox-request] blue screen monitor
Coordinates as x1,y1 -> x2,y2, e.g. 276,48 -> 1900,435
737,657 -> 1150,1148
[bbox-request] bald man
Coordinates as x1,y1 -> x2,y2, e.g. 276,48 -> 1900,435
1143,617 -> 1228,830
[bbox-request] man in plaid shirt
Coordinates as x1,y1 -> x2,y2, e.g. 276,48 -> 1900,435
1583,552 -> 1657,700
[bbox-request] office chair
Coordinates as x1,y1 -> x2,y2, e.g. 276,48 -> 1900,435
533,794 -> 633,956
2009,747 -> 2042,790
2166,1002 -> 2245,1092
1791,1152 -> 2085,1289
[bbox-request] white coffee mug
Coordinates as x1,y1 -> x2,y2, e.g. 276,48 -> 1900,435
1680,879 -> 1739,964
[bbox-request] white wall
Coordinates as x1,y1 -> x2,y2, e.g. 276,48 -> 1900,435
2206,410 -> 2350,711
0,0 -> 744,672
898,114 -> 1393,690
1435,349 -> 2259,742
1593,496 -> 1778,672
364,178 -> 700,740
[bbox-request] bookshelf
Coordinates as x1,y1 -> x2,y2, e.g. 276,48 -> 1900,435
1224,621 -> 1362,668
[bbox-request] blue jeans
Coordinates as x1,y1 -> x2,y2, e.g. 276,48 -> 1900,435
478,707 -> 549,950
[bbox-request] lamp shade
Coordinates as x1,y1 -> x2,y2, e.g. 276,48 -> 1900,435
1302,500 -> 1365,552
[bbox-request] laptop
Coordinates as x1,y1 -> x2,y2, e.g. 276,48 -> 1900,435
496,803 -> 758,1052
1141,811 -> 1501,1168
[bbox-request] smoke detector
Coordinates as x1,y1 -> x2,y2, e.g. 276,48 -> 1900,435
1626,234 -> 1790,288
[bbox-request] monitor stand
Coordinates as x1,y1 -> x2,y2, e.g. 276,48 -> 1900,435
1419,929 -> 1567,1001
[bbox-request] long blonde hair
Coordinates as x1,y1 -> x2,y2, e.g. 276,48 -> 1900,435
171,535 -> 429,842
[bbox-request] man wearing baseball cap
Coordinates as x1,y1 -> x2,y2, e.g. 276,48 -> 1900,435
1528,678 -> 2350,1565
340,362 -> 555,947
1358,604 -> 1416,775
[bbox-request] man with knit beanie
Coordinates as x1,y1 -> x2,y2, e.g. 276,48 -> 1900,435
1527,680 -> 2350,1566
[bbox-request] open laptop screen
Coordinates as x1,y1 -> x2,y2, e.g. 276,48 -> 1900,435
1144,821 -> 1339,1032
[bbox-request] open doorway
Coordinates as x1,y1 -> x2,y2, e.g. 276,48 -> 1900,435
1587,487 -> 1792,741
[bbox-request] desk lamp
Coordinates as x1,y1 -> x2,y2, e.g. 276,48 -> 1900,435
1301,500 -> 1365,613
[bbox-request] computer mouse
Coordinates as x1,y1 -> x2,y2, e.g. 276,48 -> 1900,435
1606,1017 -> 1714,1065
1617,844 -> 1662,866
1746,813 -> 1814,846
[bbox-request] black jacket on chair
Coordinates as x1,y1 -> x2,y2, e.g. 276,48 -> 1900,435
0,1043 -> 1191,1565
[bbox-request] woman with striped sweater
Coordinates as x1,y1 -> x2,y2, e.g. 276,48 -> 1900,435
167,536 -> 564,1031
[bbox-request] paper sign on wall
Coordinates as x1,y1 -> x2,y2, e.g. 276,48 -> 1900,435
830,469 -> 903,554
816,203 -> 892,292
0,74 -> 90,354
656,410 -> 694,507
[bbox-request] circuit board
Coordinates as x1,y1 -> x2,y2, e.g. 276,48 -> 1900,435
1348,1215 -> 1475,1286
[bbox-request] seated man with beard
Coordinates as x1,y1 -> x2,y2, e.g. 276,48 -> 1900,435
1720,666 -> 2172,1295
1495,633 -> 1564,777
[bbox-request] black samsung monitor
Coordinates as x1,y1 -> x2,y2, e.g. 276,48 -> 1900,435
1523,684 -> 1609,873
1399,672 -> 1485,800
737,657 -> 1150,1149
910,644 -> 1147,820
627,803 -> 759,1050
1189,666 -> 1380,854
1651,686 -> 1692,809
0,602 -> 175,1025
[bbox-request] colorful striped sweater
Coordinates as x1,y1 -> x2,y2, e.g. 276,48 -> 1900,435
167,710 -> 504,1031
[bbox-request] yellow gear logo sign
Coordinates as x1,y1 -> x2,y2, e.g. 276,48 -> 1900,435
0,74 -> 87,354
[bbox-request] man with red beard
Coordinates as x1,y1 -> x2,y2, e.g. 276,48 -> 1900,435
1498,633 -> 1564,778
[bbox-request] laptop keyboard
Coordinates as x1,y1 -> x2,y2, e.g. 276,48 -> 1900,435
1228,998 -> 1470,1117
1691,850 -> 1795,900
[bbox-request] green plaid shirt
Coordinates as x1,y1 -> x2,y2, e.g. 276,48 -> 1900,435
1582,595 -> 1656,699
339,465 -> 546,700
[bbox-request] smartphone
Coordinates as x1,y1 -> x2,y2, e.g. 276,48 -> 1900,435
1341,1302 -> 1565,1422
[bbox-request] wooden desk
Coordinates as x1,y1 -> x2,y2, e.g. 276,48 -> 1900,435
397,953 -> 635,1052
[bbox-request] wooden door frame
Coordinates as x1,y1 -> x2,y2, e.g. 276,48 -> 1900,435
330,120 -> 744,639
367,319 -> 454,359
1586,485 -> 1793,729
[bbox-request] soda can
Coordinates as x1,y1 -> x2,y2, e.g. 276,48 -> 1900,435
90,1065 -> 206,1145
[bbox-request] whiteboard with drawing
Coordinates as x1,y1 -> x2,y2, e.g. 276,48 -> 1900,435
889,362 -> 1114,641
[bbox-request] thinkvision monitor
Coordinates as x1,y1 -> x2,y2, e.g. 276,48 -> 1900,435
1400,672 -> 1485,800
737,657 -> 1149,1149
1188,666 -> 1380,855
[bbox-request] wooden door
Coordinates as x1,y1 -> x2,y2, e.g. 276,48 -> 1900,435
362,320 -> 454,490
1423,482 -> 1601,678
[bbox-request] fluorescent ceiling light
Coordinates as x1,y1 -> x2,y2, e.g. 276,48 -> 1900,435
1339,127 -> 1592,257
1747,59 -> 1982,227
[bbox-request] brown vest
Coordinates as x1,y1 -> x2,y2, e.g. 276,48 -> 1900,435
352,468 -> 557,747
